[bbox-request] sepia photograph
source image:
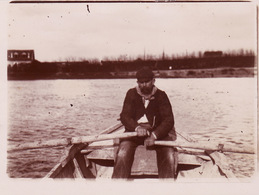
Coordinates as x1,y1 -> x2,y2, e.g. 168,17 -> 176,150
1,0 -> 258,194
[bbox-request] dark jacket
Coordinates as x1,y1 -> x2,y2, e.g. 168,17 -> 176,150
120,87 -> 176,140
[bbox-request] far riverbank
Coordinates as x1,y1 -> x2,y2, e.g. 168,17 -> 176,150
8,67 -> 256,80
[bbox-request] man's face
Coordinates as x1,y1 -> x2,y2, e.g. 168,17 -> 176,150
137,78 -> 155,95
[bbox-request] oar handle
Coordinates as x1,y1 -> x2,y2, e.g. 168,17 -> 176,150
71,132 -> 137,144
8,132 -> 138,152
154,140 -> 255,155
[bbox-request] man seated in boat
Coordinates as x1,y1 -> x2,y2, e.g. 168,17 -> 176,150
112,67 -> 177,179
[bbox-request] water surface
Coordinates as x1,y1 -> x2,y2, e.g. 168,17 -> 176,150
7,78 -> 257,179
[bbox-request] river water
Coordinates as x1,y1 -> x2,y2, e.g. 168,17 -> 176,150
7,78 -> 257,180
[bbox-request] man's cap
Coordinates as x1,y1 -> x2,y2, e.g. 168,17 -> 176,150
136,67 -> 154,82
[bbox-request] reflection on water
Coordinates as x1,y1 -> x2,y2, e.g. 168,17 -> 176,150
7,78 -> 256,179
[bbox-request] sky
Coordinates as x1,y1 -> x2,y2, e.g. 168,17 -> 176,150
7,2 -> 257,62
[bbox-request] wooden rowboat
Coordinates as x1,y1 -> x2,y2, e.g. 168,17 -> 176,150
42,122 -> 251,181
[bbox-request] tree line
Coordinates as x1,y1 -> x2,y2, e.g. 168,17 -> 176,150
8,50 -> 256,79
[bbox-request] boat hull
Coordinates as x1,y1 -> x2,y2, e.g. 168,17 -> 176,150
45,124 -> 237,181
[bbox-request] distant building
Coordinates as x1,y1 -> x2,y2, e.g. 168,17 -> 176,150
7,50 -> 35,66
204,51 -> 223,58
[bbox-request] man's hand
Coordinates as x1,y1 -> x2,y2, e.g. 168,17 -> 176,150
144,134 -> 156,147
135,126 -> 150,137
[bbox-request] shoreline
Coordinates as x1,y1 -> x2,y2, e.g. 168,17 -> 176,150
7,67 -> 256,80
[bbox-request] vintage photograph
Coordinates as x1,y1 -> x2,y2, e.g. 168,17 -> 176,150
3,0 -> 257,189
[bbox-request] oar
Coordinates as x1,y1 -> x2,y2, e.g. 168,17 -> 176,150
154,140 -> 255,155
8,132 -> 137,152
